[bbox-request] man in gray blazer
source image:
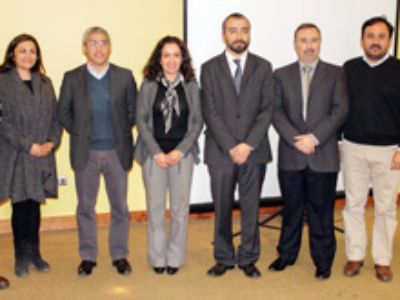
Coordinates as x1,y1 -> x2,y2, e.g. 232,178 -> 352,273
201,13 -> 274,278
58,27 -> 136,276
268,23 -> 348,280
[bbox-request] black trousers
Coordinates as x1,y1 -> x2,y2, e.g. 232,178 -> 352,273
277,168 -> 337,270
208,163 -> 266,266
12,200 -> 41,258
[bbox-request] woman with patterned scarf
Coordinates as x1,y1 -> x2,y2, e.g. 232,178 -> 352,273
136,36 -> 203,275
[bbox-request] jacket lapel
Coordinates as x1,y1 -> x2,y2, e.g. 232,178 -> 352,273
217,53 -> 237,94
30,73 -> 45,120
289,62 -> 303,117
308,60 -> 326,99
182,81 -> 193,110
240,53 -> 256,95
30,72 -> 41,101
147,80 -> 158,109
109,64 -> 117,107
10,68 -> 39,106
78,65 -> 91,124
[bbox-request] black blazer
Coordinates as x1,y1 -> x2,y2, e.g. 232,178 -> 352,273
200,52 -> 274,165
57,64 -> 137,171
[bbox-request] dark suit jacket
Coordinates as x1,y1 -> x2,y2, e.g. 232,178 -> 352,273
273,60 -> 349,172
57,64 -> 137,171
200,52 -> 274,165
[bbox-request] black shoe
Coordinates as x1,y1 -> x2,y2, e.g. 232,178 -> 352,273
153,267 -> 166,274
239,264 -> 261,278
15,257 -> 29,278
268,257 -> 294,272
78,260 -> 97,276
207,264 -> 235,277
166,266 -> 179,275
30,256 -> 50,272
315,268 -> 331,280
0,276 -> 10,289
112,259 -> 131,275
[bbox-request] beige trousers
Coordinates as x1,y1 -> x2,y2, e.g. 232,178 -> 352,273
342,139 -> 400,265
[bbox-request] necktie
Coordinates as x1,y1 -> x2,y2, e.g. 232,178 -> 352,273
233,59 -> 242,95
302,66 -> 312,120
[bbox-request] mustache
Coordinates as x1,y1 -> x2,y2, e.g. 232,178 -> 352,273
369,44 -> 382,50
233,40 -> 247,45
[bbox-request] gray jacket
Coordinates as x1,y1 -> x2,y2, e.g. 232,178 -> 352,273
135,78 -> 203,164
273,60 -> 349,172
0,69 -> 61,202
57,64 -> 137,171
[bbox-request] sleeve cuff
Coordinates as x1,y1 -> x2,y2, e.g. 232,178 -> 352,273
309,134 -> 320,146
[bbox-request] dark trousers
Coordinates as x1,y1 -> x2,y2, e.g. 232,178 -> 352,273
12,200 -> 41,259
277,168 -> 337,270
208,163 -> 266,266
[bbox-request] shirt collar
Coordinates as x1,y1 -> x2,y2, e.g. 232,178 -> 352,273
226,50 -> 248,66
86,63 -> 110,79
225,50 -> 248,75
298,59 -> 319,71
362,53 -> 390,68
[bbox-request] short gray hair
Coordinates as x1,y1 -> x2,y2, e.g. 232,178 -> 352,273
82,26 -> 111,45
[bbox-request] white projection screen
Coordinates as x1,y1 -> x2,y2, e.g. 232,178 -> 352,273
186,0 -> 398,205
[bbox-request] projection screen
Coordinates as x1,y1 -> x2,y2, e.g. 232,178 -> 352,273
186,0 -> 398,205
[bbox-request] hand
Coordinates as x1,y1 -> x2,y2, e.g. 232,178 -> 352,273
229,143 -> 253,165
30,142 -> 54,157
154,153 -> 170,169
30,143 -> 42,157
40,142 -> 54,157
294,134 -> 316,155
391,151 -> 400,170
166,150 -> 183,166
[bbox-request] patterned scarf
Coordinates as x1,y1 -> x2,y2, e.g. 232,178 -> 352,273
160,74 -> 183,133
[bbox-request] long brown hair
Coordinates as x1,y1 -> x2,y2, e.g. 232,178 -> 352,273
143,35 -> 195,82
0,34 -> 46,76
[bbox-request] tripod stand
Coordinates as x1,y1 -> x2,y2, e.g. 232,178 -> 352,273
232,204 -> 344,238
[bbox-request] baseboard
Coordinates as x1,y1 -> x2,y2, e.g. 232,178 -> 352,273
0,211 -> 148,235
0,193 -> 397,235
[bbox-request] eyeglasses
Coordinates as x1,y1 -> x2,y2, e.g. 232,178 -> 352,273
86,40 -> 110,47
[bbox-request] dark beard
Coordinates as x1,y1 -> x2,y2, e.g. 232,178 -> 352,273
228,41 -> 249,54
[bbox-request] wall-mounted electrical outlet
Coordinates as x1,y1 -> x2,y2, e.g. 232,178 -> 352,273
58,176 -> 68,185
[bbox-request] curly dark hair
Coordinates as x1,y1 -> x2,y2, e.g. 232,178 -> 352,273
0,33 -> 46,76
143,35 -> 195,82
